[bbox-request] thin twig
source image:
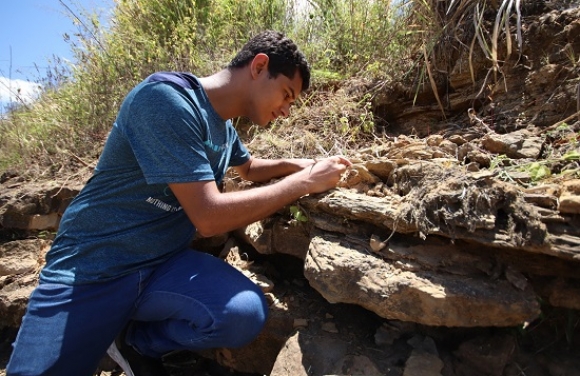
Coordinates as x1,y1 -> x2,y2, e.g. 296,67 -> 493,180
536,109 -> 580,135
70,153 -> 94,168
423,44 -> 447,119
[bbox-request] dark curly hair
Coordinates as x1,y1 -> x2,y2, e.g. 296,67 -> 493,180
228,30 -> 311,92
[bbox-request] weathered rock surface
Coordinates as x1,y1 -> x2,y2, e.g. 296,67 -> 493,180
0,240 -> 50,328
3,5 -> 580,376
0,181 -> 81,232
374,7 -> 580,137
2,132 -> 580,376
304,233 -> 540,327
271,331 -> 384,376
238,154 -> 580,328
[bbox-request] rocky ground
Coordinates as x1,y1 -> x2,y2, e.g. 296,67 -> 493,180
2,3 -> 580,376
1,175 -> 579,376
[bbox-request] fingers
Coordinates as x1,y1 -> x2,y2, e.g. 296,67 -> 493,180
333,155 -> 352,167
302,156 -> 351,178
311,156 -> 352,175
313,156 -> 351,166
323,156 -> 351,179
297,155 -> 352,194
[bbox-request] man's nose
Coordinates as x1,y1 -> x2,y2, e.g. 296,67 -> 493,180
280,103 -> 291,117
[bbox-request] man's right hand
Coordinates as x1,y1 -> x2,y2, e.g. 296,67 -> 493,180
297,155 -> 352,194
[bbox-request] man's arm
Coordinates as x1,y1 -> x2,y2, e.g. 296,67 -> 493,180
169,156 -> 350,237
233,156 -> 316,183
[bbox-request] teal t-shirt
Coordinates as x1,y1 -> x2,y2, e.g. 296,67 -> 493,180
41,72 -> 250,284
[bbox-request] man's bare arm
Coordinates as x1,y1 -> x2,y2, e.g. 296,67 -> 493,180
170,156 -> 350,237
233,156 -> 316,183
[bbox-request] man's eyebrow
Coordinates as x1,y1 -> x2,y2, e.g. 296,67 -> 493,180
289,87 -> 296,100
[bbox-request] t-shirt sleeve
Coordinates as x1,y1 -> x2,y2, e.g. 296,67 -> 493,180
120,82 -> 216,185
228,127 -> 251,167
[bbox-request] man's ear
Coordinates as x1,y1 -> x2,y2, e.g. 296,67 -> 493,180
250,53 -> 270,79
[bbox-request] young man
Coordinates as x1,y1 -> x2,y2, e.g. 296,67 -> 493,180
7,31 -> 351,376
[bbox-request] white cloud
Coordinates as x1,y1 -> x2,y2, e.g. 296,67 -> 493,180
0,77 -> 42,106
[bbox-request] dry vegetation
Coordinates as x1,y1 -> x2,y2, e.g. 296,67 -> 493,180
2,1 -> 580,375
0,0 -> 541,175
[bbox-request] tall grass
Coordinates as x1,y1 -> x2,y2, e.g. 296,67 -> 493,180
405,0 -> 526,115
0,0 -> 521,175
295,0 -> 412,79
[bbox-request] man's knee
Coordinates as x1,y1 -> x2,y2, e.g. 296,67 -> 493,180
219,289 -> 268,347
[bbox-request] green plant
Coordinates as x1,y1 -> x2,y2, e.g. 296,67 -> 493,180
294,0 -> 411,79
490,154 -> 510,170
547,122 -> 571,137
563,150 -> 580,161
289,205 -> 308,223
526,162 -> 552,182
492,148 -> 580,186
38,230 -> 58,240
0,0 -> 452,175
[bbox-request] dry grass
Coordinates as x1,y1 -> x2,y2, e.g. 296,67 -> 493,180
244,80 -> 381,161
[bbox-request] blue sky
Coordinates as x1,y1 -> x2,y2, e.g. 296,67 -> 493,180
0,0 -> 113,109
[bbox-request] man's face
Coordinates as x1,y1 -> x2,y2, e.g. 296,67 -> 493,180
250,67 -> 303,127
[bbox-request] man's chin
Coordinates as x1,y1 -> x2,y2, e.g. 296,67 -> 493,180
255,119 -> 272,128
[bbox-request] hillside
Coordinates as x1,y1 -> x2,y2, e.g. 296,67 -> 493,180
2,3 -> 580,376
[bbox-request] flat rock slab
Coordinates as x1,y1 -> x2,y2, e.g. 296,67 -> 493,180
304,233 -> 540,327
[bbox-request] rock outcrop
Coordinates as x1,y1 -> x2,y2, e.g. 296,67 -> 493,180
3,5 -> 580,376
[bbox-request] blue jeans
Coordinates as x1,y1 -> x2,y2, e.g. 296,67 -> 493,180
6,250 -> 268,376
